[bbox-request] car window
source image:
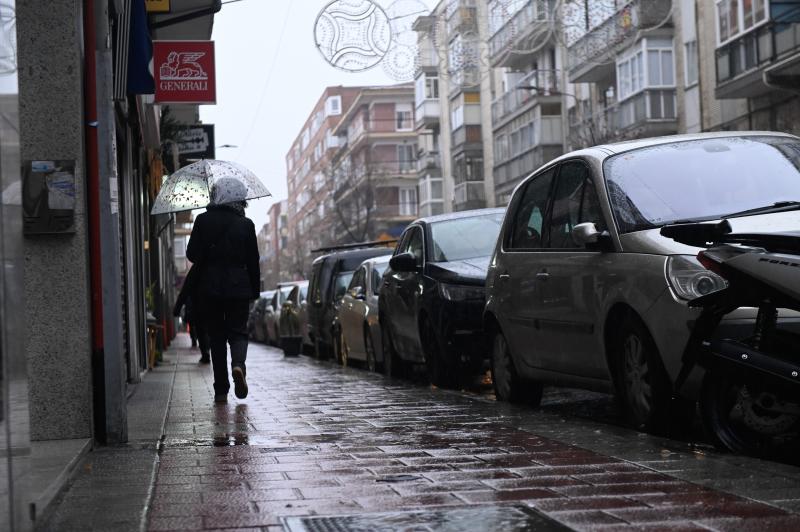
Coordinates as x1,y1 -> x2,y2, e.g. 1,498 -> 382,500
280,286 -> 294,302
372,262 -> 388,294
546,162 -> 589,249
299,285 -> 308,302
348,266 -> 367,291
333,272 -> 354,301
403,227 -> 424,266
270,292 -> 278,309
508,168 -> 555,250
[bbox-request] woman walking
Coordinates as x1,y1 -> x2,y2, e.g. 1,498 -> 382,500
186,179 -> 260,404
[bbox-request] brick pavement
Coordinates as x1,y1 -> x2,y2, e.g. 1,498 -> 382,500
148,339 -> 800,531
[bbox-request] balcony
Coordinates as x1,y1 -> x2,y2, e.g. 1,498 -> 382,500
489,0 -> 554,68
716,13 -> 800,99
452,124 -> 482,150
447,0 -> 477,35
416,151 -> 441,173
415,99 -> 441,128
491,70 -> 561,127
567,0 -> 672,83
453,181 -> 486,211
568,89 -> 677,148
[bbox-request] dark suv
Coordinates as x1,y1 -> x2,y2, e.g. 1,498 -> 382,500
379,208 -> 506,386
308,245 -> 394,358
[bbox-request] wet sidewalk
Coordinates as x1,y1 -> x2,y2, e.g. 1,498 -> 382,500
146,338 -> 800,531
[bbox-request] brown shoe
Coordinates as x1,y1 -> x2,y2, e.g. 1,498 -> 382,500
232,367 -> 248,399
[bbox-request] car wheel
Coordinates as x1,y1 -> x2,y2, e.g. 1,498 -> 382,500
423,319 -> 458,389
364,325 -> 379,373
381,322 -> 404,379
336,329 -> 349,367
614,315 -> 673,432
491,331 -> 542,405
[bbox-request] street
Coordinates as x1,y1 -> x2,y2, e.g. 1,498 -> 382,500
47,335 -> 797,531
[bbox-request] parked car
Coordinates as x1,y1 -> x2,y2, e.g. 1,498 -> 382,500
335,255 -> 391,370
484,132 -> 800,432
308,245 -> 395,359
279,280 -> 309,356
264,283 -> 298,346
379,208 -> 506,386
248,290 -> 275,343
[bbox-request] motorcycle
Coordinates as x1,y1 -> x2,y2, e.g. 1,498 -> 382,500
661,219 -> 800,458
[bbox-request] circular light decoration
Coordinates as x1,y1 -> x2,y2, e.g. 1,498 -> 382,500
381,0 -> 427,81
314,0 -> 392,73
382,43 -> 418,81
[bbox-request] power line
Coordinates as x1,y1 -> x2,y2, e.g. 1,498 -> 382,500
240,1 -> 292,150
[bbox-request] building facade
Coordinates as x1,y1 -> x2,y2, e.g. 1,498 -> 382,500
285,86 -> 362,278
329,84 -> 420,242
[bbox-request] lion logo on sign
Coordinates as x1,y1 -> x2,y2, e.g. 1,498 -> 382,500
159,51 -> 208,80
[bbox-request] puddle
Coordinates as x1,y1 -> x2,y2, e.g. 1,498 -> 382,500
282,505 -> 568,532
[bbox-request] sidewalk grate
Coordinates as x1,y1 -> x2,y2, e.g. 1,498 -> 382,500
282,505 -> 569,532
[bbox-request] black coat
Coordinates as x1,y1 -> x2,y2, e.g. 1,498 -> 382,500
186,205 -> 260,300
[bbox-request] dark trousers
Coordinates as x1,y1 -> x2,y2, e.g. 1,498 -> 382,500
203,297 -> 250,395
190,317 -> 210,358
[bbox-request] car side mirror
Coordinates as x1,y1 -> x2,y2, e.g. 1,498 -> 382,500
572,222 -> 613,252
390,252 -> 419,272
350,286 -> 365,300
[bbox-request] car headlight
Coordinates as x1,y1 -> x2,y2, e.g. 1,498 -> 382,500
666,255 -> 728,300
438,282 -> 485,301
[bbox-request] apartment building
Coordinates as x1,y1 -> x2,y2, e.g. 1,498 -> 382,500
285,86 -> 363,278
262,200 -> 289,288
488,0 -> 565,204
706,0 -> 800,132
329,84 -> 419,241
565,0 -> 681,148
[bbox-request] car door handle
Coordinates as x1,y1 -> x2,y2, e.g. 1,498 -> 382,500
498,273 -> 510,281
536,272 -> 550,281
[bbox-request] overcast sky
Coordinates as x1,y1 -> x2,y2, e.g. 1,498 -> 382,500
200,0 -> 438,231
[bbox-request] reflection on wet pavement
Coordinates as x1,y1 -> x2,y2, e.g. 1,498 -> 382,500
147,342 -> 800,531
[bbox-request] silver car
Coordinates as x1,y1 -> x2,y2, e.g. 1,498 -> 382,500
485,132 -> 800,432
336,255 -> 390,371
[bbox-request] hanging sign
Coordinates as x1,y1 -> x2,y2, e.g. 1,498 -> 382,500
145,0 -> 170,13
153,41 -> 216,104
175,124 -> 216,166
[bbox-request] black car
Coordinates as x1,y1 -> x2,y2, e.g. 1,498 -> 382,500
379,208 -> 506,386
308,244 -> 394,359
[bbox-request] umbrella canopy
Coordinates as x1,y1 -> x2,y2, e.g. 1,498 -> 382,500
150,159 -> 271,215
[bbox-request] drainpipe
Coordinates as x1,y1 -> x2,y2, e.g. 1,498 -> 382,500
83,0 -> 107,444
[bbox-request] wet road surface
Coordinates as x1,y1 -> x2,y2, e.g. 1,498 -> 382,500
147,339 -> 800,531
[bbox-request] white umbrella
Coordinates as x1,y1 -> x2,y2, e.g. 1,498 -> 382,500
150,159 -> 271,215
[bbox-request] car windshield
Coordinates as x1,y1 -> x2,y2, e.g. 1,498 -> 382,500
604,136 -> 800,233
430,212 -> 505,262
333,272 -> 353,301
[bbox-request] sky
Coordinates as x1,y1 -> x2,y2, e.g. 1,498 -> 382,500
200,0 -> 438,231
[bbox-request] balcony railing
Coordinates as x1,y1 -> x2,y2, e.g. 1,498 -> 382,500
716,16 -> 800,87
447,0 -> 477,34
489,0 -> 552,61
453,181 -> 486,209
568,89 -> 676,147
491,69 -> 558,125
567,0 -> 671,80
416,151 -> 441,172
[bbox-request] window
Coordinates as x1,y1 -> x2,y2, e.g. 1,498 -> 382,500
426,76 -> 439,99
545,161 -> 604,249
684,40 -> 699,86
616,39 -> 675,99
398,144 -> 415,172
371,262 -> 388,294
325,95 -> 342,116
399,186 -> 418,216
451,104 -> 464,129
509,167 -> 555,249
348,266 -> 367,293
716,0 -> 768,44
396,103 -> 413,130
647,47 -> 674,86
301,128 -> 310,150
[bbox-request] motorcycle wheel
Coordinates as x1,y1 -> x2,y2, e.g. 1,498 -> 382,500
700,370 -> 800,459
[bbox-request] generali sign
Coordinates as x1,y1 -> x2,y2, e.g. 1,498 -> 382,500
153,41 -> 216,104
